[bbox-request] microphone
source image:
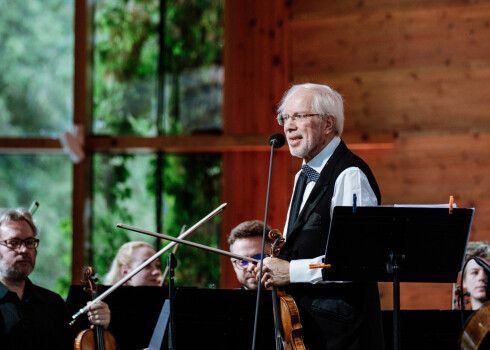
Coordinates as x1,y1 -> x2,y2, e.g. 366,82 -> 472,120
269,133 -> 285,149
472,257 -> 490,300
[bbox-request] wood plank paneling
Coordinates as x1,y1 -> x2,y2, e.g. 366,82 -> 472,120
221,151 -> 295,288
221,0 -> 292,288
356,132 -> 490,203
355,132 -> 490,308
308,65 -> 490,134
222,0 -> 490,310
288,0 -> 490,310
292,4 -> 490,74
293,0 -> 490,18
223,0 -> 291,134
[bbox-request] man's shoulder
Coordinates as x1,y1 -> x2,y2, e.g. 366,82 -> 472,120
330,142 -> 372,171
27,279 -> 65,304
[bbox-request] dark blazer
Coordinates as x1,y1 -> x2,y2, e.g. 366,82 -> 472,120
279,141 -> 385,350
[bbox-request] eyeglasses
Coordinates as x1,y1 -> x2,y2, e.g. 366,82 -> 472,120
0,238 -> 40,249
276,113 -> 323,126
232,254 -> 266,270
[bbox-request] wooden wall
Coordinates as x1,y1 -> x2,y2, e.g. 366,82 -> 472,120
222,0 -> 490,309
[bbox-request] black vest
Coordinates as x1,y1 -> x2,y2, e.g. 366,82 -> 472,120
279,140 -> 381,262
277,141 -> 384,350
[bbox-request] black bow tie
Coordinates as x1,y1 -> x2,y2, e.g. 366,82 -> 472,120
302,164 -> 320,184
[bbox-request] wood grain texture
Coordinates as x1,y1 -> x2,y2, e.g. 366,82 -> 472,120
223,0 -> 291,134
221,0 -> 490,310
292,3 -> 490,73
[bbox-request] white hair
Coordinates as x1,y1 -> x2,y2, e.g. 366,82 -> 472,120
277,83 -> 344,135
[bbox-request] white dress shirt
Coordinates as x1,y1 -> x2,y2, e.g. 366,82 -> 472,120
285,136 -> 379,283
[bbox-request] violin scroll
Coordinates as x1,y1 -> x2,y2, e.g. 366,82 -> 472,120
81,267 -> 98,295
268,229 -> 285,258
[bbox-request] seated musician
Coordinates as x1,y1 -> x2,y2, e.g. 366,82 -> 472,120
104,241 -> 163,287
0,207 -> 111,349
463,241 -> 490,310
228,220 -> 272,290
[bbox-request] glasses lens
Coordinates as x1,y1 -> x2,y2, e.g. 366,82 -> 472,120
252,254 -> 266,260
7,240 -> 21,249
276,114 -> 284,126
233,259 -> 248,270
25,239 -> 39,249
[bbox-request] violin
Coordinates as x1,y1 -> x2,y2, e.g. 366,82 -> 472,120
459,301 -> 490,350
269,229 -> 306,350
74,267 -> 117,350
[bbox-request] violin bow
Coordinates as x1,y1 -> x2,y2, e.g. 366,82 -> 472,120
70,203 -> 227,325
28,201 -> 39,216
117,223 -> 260,264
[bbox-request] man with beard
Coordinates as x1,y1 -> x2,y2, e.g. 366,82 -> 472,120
255,83 -> 384,349
0,207 -> 111,349
228,220 -> 272,290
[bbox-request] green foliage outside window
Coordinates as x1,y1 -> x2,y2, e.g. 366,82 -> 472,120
0,0 -> 224,295
0,0 -> 74,297
92,0 -> 224,288
0,0 -> 73,137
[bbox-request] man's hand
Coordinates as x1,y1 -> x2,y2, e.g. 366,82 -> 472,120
87,301 -> 111,329
254,257 -> 290,288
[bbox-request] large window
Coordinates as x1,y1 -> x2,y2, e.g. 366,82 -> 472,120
92,153 -> 221,287
90,0 -> 224,289
0,1 -> 73,137
0,1 -> 74,294
0,0 -> 224,297
93,0 -> 223,136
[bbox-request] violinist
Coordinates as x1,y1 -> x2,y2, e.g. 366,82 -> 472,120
463,241 -> 490,310
0,207 -> 111,349
104,241 -> 163,287
254,83 -> 384,350
228,220 -> 272,290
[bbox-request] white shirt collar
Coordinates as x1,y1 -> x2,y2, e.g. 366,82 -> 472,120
303,136 -> 341,174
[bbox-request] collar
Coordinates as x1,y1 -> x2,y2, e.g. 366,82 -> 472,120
0,278 -> 46,302
0,280 -> 9,300
302,136 -> 341,174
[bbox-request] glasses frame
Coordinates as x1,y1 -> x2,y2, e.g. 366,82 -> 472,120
232,254 -> 266,270
0,238 -> 40,249
276,113 -> 324,126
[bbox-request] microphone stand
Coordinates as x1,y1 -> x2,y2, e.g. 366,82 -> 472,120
251,133 -> 285,350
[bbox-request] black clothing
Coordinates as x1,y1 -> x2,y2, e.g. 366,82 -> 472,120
287,170 -> 307,236
279,141 -> 384,350
0,279 -> 74,350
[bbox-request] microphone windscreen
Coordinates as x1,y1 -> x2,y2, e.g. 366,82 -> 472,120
270,133 -> 286,149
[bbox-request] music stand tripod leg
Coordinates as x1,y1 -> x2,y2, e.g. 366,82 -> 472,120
388,252 -> 404,350
168,253 -> 178,350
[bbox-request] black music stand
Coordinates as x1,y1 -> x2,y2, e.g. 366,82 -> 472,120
321,206 -> 474,350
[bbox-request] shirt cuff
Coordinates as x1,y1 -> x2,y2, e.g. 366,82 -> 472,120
289,256 -> 325,284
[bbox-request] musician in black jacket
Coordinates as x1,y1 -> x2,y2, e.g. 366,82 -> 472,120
255,83 -> 384,350
0,207 -> 111,349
